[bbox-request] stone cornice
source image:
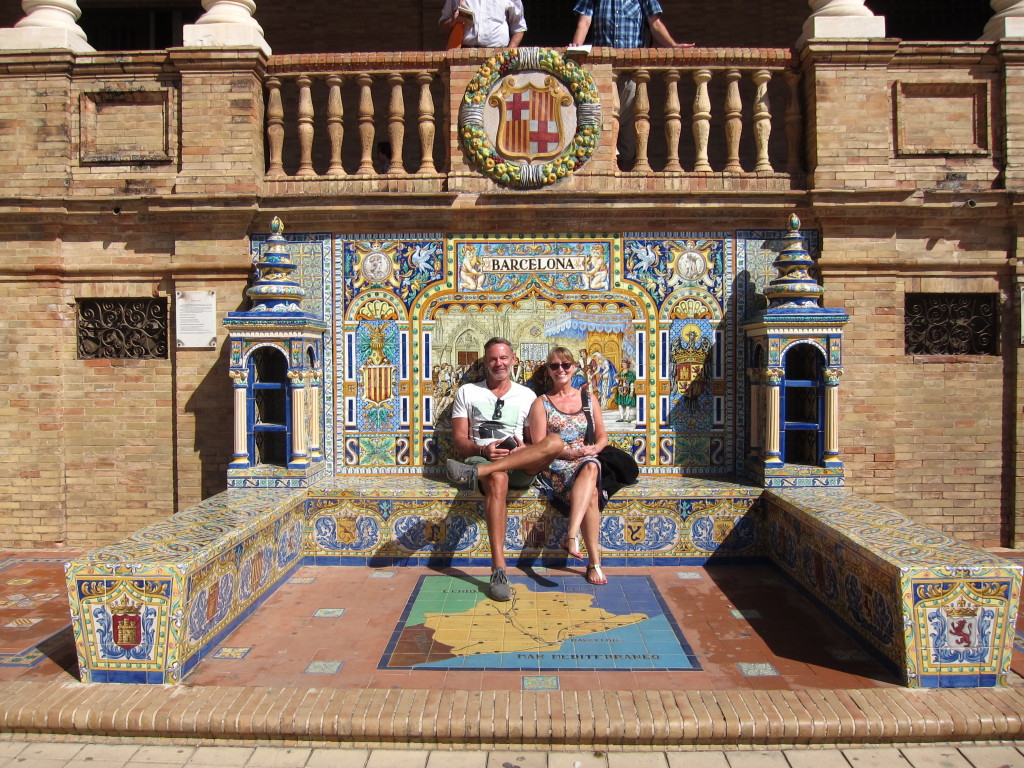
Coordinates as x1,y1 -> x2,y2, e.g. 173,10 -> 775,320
799,38 -> 900,67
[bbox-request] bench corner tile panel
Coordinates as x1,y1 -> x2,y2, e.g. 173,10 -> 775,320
763,487 -> 1022,688
66,487 -> 308,684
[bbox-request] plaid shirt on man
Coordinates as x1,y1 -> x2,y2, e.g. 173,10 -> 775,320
573,0 -> 664,48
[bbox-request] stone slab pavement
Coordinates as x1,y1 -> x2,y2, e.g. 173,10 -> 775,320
2,741 -> 1024,768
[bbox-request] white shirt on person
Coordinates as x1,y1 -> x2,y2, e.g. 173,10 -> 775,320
452,380 -> 536,447
441,0 -> 527,48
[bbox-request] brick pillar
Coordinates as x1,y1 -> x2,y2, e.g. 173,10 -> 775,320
0,52 -> 75,195
168,48 -> 267,197
999,42 -> 1024,189
799,40 -> 900,191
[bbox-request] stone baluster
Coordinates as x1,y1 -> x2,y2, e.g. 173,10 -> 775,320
0,0 -> 93,52
798,0 -> 884,45
326,74 -> 345,176
417,72 -> 436,175
183,0 -> 270,55
357,73 -> 376,175
983,0 -> 1024,39
632,69 -> 652,174
663,69 -> 683,173
265,76 -> 285,177
387,72 -> 406,174
296,74 -> 315,177
724,69 -> 743,174
692,69 -> 712,173
784,69 -> 803,176
752,69 -> 773,173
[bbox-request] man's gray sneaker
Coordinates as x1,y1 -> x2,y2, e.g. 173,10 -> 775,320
446,458 -> 478,492
489,568 -> 511,601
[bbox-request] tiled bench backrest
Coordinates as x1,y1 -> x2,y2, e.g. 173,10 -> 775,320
764,488 -> 1022,688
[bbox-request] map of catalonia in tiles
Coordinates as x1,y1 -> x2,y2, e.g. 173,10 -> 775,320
381,576 -> 700,671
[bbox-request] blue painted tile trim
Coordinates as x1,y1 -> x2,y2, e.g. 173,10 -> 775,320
918,674 -> 998,688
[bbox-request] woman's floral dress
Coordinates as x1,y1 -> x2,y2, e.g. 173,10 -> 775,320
538,395 -> 600,503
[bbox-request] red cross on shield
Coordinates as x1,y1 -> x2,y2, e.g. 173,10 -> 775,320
489,77 -> 572,162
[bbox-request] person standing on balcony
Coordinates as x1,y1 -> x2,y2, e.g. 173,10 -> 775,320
440,0 -> 527,48
446,338 -> 564,601
571,0 -> 693,166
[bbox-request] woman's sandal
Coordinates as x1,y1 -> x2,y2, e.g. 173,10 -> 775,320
586,564 -> 608,585
561,534 -> 583,559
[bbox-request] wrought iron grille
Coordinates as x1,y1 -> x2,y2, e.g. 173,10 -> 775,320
77,298 -> 169,359
904,293 -> 998,356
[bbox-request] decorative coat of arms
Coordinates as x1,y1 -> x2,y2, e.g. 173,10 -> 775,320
460,48 -> 601,189
490,76 -> 572,161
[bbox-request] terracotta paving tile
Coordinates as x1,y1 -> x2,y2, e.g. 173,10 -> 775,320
5,554 -> 1024,749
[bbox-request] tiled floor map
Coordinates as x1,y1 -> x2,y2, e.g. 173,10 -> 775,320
381,575 -> 700,671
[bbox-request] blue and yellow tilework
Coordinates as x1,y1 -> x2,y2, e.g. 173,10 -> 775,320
764,488 -> 1022,688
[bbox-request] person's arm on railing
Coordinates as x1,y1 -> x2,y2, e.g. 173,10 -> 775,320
647,13 -> 694,48
571,14 -> 592,47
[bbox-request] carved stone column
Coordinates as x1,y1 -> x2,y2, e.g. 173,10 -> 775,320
307,372 -> 322,461
824,368 -> 842,464
798,0 -> 885,47
183,0 -> 271,56
0,0 -> 93,52
983,0 -> 1024,39
229,370 -> 250,467
764,368 -> 784,465
288,371 -> 309,466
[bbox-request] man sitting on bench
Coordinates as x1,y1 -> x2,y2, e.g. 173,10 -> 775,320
446,337 -> 563,601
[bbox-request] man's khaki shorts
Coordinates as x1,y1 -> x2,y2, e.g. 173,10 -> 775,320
465,455 -> 535,490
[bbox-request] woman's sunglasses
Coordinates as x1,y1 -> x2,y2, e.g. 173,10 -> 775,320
547,362 -> 574,371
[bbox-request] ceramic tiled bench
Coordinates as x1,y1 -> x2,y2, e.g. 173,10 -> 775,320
65,477 -> 1021,687
65,487 -> 307,683
764,487 -> 1022,688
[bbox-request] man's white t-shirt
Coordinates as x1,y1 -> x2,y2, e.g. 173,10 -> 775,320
452,380 -> 537,447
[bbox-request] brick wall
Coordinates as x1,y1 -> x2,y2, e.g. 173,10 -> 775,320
819,224 -> 1011,547
0,31 -> 1020,550
0,258 -> 68,547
